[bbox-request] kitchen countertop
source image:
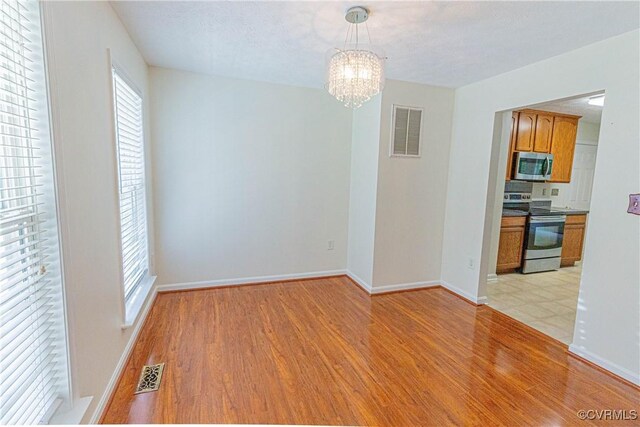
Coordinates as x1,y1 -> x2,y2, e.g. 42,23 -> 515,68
503,207 -> 589,217
552,207 -> 589,215
502,209 -> 529,217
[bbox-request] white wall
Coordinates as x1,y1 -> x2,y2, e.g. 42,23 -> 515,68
371,80 -> 454,287
442,30 -> 640,383
42,1 -> 154,422
150,67 -> 352,285
486,112 -> 512,278
576,120 -> 601,145
346,95 -> 382,287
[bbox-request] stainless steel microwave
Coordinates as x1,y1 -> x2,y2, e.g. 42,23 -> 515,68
514,152 -> 553,181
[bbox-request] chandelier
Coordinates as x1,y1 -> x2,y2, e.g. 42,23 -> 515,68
326,6 -> 385,109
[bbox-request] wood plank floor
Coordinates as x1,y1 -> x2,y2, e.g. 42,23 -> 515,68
102,276 -> 639,425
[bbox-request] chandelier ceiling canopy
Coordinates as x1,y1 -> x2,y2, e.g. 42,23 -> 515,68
325,6 -> 385,109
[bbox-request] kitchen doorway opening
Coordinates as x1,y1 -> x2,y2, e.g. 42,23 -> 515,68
479,91 -> 604,345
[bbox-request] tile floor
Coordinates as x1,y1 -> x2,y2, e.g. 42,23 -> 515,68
487,265 -> 581,344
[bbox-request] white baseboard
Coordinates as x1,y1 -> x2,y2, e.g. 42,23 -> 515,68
345,270 -> 373,293
156,269 -> 347,292
370,280 -> 440,295
568,344 -> 640,386
89,286 -> 158,424
487,273 -> 498,283
346,271 -> 439,295
440,280 -> 482,304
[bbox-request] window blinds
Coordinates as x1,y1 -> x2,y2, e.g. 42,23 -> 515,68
112,69 -> 149,302
0,0 -> 69,424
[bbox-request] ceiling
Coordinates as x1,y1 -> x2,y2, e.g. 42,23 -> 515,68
111,1 -> 640,89
529,93 -> 604,124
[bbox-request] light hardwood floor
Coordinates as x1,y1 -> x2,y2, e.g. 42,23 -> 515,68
102,276 -> 638,425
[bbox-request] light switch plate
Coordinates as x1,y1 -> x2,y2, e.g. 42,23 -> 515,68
628,194 -> 640,215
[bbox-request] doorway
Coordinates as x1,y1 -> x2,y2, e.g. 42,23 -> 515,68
483,92 -> 603,345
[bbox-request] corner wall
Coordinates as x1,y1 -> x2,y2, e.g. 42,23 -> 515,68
150,67 -> 352,286
442,30 -> 640,383
346,80 -> 455,291
346,95 -> 382,288
371,80 -> 455,288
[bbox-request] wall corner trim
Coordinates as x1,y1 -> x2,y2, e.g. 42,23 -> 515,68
345,271 -> 439,295
440,280 -> 483,305
345,270 -> 373,293
568,344 -> 640,386
89,286 -> 158,424
370,280 -> 440,295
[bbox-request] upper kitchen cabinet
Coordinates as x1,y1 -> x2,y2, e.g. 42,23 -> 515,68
507,109 -> 580,182
533,113 -> 554,153
549,115 -> 579,182
514,111 -> 536,151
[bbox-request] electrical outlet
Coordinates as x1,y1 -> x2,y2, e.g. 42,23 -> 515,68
542,188 -> 547,196
551,188 -> 559,196
327,240 -> 335,251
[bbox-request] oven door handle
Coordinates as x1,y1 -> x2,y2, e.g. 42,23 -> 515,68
530,215 -> 566,223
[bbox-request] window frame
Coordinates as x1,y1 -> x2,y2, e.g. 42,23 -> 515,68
0,0 -> 71,423
389,104 -> 424,158
109,55 -> 154,327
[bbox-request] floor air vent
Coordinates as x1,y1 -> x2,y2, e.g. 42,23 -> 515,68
135,363 -> 165,394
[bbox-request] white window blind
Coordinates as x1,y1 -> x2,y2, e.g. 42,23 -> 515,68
112,68 -> 149,305
391,105 -> 422,157
0,0 -> 69,425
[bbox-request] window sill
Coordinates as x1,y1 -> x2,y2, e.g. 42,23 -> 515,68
122,275 -> 156,329
49,396 -> 92,424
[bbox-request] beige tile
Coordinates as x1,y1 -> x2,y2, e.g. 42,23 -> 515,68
536,301 -> 576,316
488,298 -> 528,311
527,321 -> 567,341
529,288 -> 564,301
491,265 -> 581,343
517,292 -> 554,304
514,303 -> 558,319
556,298 -> 578,309
500,307 -> 539,324
543,315 -> 576,330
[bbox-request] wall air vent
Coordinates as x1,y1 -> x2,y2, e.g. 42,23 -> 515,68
391,105 -> 423,157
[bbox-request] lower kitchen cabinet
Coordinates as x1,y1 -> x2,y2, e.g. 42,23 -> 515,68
496,216 -> 527,274
561,214 -> 587,266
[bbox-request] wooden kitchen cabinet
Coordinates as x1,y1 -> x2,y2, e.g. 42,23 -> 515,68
533,113 -> 554,153
506,109 -> 580,182
496,216 -> 527,274
514,111 -> 536,151
561,214 -> 587,266
549,115 -> 579,183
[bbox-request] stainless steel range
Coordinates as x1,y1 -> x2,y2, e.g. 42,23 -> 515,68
503,192 -> 566,274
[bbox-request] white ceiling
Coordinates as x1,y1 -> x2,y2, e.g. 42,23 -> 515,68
528,93 -> 604,124
111,1 -> 640,89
